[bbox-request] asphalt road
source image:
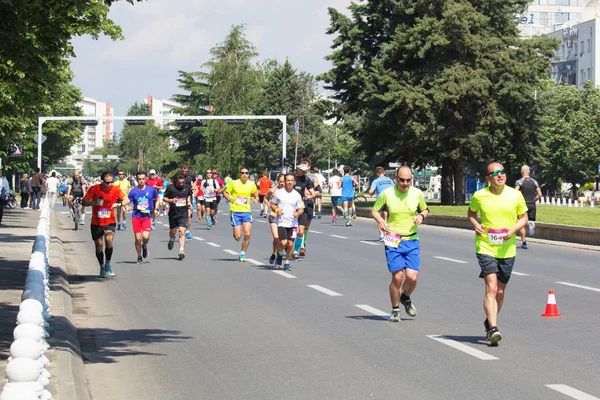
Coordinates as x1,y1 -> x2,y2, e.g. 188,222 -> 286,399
57,204 -> 600,400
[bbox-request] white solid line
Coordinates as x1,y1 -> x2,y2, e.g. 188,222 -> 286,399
330,234 -> 348,239
223,249 -> 238,255
556,282 -> 600,293
311,230 -> 323,234
359,240 -> 379,246
307,285 -> 342,296
245,258 -> 263,266
512,272 -> 529,276
355,304 -> 389,319
272,270 -> 297,278
206,242 -> 221,247
427,335 -> 498,361
546,384 -> 600,400
255,220 -> 267,223
193,236 -> 204,241
434,256 -> 468,264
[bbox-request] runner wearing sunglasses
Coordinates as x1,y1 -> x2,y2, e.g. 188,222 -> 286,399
224,168 -> 259,262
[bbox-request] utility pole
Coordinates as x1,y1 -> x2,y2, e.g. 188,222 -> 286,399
138,145 -> 143,172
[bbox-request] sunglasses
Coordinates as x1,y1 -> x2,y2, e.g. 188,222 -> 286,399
102,181 -> 113,185
240,172 -> 249,175
397,178 -> 411,183
487,169 -> 506,177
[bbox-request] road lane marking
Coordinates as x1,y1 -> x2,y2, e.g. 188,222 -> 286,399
206,242 -> 221,247
223,249 -> 238,255
255,219 -> 267,223
272,270 -> 297,278
426,335 -> 498,360
556,282 -> 600,293
307,285 -> 342,296
355,304 -> 389,320
512,272 -> 529,276
331,235 -> 348,239
546,384 -> 600,400
193,236 -> 204,241
246,258 -> 263,266
311,230 -> 323,234
434,256 -> 468,264
359,241 -> 379,246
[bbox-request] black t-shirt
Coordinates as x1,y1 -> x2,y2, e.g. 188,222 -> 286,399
69,177 -> 86,194
294,175 -> 315,206
516,177 -> 539,205
164,184 -> 192,217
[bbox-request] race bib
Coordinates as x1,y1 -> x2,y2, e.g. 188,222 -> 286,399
487,228 -> 508,244
97,208 -> 111,219
236,196 -> 248,205
383,232 -> 402,248
175,198 -> 187,207
292,228 -> 297,239
137,201 -> 149,211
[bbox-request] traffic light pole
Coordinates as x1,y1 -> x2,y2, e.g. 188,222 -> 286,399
37,115 -> 288,172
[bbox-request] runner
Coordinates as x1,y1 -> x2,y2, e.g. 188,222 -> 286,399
313,167 -> 327,219
127,171 -> 158,264
514,165 -> 542,249
223,168 -> 259,262
145,169 -> 165,230
468,162 -> 528,345
212,169 -> 225,223
114,170 -> 131,231
179,163 -> 196,240
371,166 -> 429,322
291,163 -> 316,260
271,173 -> 304,271
202,169 -> 221,229
159,174 -> 169,216
328,168 -> 343,224
298,158 -> 320,256
82,171 -> 130,278
67,170 -> 88,224
266,174 -> 285,266
369,166 -> 395,241
341,166 -> 359,226
163,172 -> 193,260
257,170 -> 273,217
193,176 -> 206,223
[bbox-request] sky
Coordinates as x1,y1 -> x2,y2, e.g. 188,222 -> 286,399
70,0 -> 352,128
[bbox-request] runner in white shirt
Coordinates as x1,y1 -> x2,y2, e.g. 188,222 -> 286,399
202,170 -> 221,230
328,168 -> 343,224
44,172 -> 60,209
270,173 -> 304,271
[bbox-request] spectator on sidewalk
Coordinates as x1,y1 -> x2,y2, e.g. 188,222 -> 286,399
31,168 -> 43,210
45,172 -> 59,210
0,169 -> 9,225
19,173 -> 31,209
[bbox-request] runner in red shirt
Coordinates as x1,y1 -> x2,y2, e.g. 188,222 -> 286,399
145,169 -> 164,229
257,170 -> 273,218
83,171 -> 129,278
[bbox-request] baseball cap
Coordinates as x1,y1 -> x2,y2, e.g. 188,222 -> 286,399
212,169 -> 218,174
149,169 -> 156,174
296,164 -> 309,172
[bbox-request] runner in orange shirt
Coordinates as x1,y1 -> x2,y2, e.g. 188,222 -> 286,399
257,170 -> 273,218
82,171 -> 130,278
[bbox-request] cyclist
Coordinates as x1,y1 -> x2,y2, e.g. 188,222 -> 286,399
67,170 -> 88,224
114,170 -> 131,230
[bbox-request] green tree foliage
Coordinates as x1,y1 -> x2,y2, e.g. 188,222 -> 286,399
320,0 -> 556,204
82,141 -> 122,177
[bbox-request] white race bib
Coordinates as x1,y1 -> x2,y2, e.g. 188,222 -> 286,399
383,232 -> 402,248
487,228 -> 508,244
236,196 -> 248,205
291,228 -> 297,239
97,208 -> 111,219
175,198 -> 186,207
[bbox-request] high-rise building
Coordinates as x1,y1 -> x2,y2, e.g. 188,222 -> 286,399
517,0 -> 600,38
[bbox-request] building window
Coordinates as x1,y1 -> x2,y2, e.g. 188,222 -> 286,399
588,68 -> 591,81
581,41 -> 584,55
581,69 -> 585,84
554,0 -> 570,5
539,12 -> 549,25
555,12 -> 569,24
562,45 -> 565,57
574,42 -> 578,55
588,39 -> 591,52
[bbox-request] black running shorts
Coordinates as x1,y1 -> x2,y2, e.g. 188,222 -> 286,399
477,254 -> 515,284
90,224 -> 116,241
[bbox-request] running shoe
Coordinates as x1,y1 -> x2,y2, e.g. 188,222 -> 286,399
331,217 -> 336,225
292,252 -> 301,261
263,213 -> 267,218
317,212 -> 322,219
520,242 -> 528,249
197,218 -> 202,223
299,247 -> 306,256
122,222 -> 127,230
168,239 -> 174,250
105,262 -> 115,277
178,251 -> 185,260
400,297 -> 417,317
142,245 -> 148,259
390,308 -> 401,322
213,216 -> 217,225
117,224 -> 121,231
238,253 -> 246,262
283,262 -> 292,271
352,213 -> 357,220
276,254 -> 283,267
487,326 -> 502,346
345,220 -> 352,227
269,253 -> 276,265
99,265 -> 107,278
137,256 -> 143,264
152,221 -> 156,231
185,231 -> 192,240
528,221 -> 534,236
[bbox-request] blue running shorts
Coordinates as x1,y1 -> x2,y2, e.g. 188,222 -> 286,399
384,239 -> 421,273
230,212 -> 253,227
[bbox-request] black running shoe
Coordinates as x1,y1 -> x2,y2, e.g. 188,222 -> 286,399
486,326 -> 502,346
142,245 -> 148,259
269,253 -> 276,265
484,318 -> 491,333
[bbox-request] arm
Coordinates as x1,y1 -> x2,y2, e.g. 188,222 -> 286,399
535,187 -> 542,201
467,209 -> 485,236
223,186 -> 234,203
368,181 -> 376,196
116,192 -> 130,208
252,188 -> 259,204
504,213 -> 529,240
371,195 -> 388,232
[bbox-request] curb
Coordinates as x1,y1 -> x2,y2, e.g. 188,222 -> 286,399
48,212 -> 91,400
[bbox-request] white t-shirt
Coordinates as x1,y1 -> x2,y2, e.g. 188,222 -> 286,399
46,177 -> 59,193
272,188 -> 304,228
315,173 -> 327,188
329,175 -> 342,196
202,179 -> 220,201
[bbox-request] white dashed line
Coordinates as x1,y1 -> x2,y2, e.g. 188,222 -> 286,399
427,335 -> 498,361
245,258 -> 263,266
330,235 -> 348,239
355,304 -> 389,320
272,270 -> 297,278
206,242 -> 221,247
512,272 -> 529,276
359,241 -> 379,246
310,230 -> 323,234
223,249 -> 238,255
545,384 -> 600,400
434,256 -> 468,264
307,285 -> 342,296
556,282 -> 600,293
193,236 -> 204,241
255,220 -> 267,223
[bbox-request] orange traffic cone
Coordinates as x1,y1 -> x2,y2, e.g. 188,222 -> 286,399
541,290 -> 563,317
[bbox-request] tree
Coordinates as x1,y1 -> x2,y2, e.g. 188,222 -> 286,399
82,141 -> 122,177
320,0 -> 556,204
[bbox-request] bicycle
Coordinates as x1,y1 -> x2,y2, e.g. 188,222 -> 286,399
71,196 -> 82,231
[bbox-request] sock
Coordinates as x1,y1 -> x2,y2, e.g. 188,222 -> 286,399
293,238 -> 302,253
180,248 -> 184,252
105,247 -> 113,263
401,293 -> 411,303
240,251 -> 245,255
303,229 -> 309,246
95,251 -> 104,266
